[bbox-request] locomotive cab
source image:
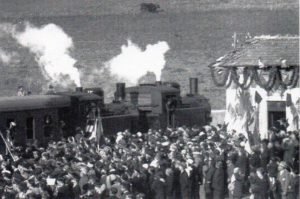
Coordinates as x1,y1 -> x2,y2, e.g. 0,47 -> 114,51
126,83 -> 181,130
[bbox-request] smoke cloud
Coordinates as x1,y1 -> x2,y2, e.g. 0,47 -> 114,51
14,23 -> 80,87
105,40 -> 170,85
0,23 -> 15,65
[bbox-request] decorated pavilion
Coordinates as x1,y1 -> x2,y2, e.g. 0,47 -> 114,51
209,36 -> 299,141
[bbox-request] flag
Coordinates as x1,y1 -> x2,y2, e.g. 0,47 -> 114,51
252,106 -> 261,145
227,103 -> 236,120
286,93 -> 292,107
88,117 -> 104,146
255,91 -> 262,104
290,104 -> 299,126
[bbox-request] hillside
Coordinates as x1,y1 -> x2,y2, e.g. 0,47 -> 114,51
0,7 -> 299,109
0,0 -> 298,17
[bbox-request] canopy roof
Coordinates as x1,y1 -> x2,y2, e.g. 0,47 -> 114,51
212,36 -> 299,68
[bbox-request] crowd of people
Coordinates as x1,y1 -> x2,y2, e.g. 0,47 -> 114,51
0,124 -> 299,199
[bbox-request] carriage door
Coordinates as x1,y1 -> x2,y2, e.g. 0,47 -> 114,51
26,117 -> 35,140
267,101 -> 286,129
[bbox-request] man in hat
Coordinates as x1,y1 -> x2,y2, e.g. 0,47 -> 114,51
248,167 -> 269,199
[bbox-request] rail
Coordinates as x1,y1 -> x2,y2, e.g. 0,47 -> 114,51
0,131 -> 16,161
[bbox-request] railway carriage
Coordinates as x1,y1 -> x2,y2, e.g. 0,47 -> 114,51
0,78 -> 211,152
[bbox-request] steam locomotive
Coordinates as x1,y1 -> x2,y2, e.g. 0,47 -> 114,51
0,78 -> 211,149
98,78 -> 211,134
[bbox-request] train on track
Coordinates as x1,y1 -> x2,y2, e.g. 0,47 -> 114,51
0,78 -> 211,149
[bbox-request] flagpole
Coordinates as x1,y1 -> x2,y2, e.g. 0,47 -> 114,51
0,131 -> 16,162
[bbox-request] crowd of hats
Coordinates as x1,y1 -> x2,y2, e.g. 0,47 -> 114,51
0,125 -> 299,198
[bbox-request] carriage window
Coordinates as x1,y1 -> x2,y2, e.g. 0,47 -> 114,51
26,117 -> 34,139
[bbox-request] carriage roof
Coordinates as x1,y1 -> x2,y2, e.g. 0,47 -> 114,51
0,95 -> 70,112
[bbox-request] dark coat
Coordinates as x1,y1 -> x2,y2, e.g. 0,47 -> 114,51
165,170 -> 174,199
260,149 -> 270,168
151,175 -> 166,199
180,170 -> 193,199
204,166 -> 215,194
172,168 -> 182,199
191,165 -> 202,199
212,165 -> 225,199
267,161 -> 278,178
229,173 -> 243,198
212,166 -> 225,192
249,152 -> 261,171
249,173 -> 269,199
235,150 -> 248,175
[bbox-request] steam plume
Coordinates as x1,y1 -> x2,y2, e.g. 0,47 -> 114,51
106,40 -> 170,85
0,48 -> 11,64
14,23 -> 80,86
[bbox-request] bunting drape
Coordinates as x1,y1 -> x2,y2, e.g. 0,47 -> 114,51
210,66 -> 299,90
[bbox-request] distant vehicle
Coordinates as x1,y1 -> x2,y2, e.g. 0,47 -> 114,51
140,3 -> 162,13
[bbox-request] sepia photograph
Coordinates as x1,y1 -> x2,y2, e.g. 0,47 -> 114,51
0,0 -> 299,198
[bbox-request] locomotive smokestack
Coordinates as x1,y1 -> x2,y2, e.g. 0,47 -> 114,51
76,87 -> 83,92
189,78 -> 198,95
115,83 -> 126,101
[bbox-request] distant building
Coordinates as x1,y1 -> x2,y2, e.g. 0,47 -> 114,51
210,36 -> 299,139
